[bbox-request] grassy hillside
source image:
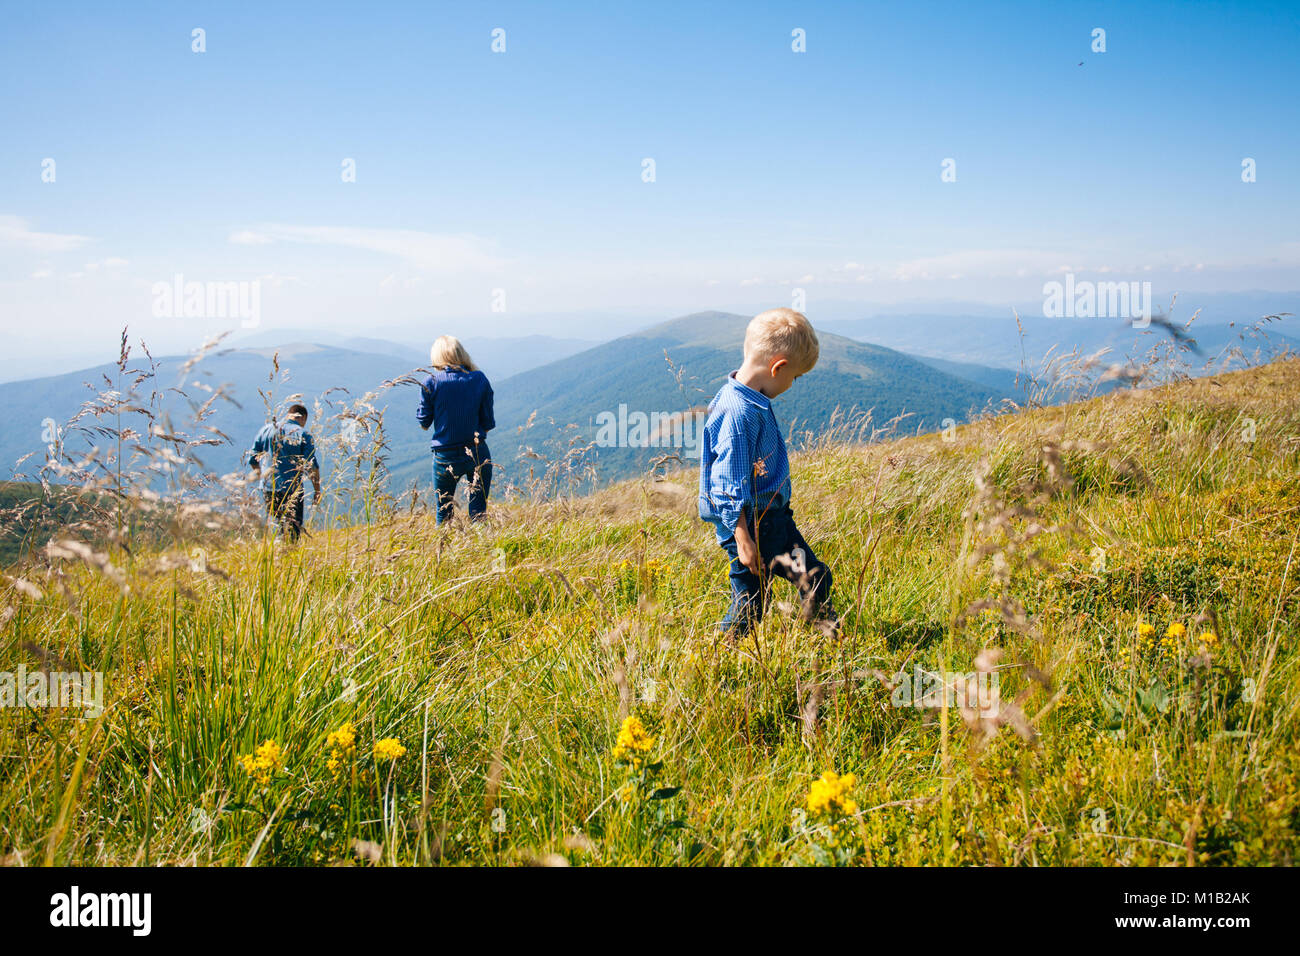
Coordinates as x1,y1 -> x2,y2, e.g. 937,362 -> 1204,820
1,357 -> 1297,866
0,482 -> 179,568
0,483 -> 83,567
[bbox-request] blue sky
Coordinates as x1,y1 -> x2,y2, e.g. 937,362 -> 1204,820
1,0 -> 1297,371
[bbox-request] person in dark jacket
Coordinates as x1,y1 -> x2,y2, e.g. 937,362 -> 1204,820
248,403 -> 321,543
416,336 -> 494,525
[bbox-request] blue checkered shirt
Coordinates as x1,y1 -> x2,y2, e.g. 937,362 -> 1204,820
698,374 -> 791,541
248,420 -> 319,494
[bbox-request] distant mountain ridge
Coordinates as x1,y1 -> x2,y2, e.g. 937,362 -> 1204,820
228,330 -> 598,381
0,343 -> 421,490
0,313 -> 1018,497
477,311 -> 1010,488
15,303 -> 1281,497
821,307 -> 1299,371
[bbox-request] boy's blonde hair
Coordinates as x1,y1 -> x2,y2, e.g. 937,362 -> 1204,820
429,335 -> 478,371
744,308 -> 819,372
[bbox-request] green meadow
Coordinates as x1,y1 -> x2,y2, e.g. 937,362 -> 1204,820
2,359 -> 1298,866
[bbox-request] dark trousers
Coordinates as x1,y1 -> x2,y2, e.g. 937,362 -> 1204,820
264,484 -> 305,542
719,504 -> 834,636
433,441 -> 492,525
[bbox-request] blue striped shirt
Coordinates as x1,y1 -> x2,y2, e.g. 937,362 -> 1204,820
248,420 -> 319,493
416,367 -> 495,449
698,374 -> 791,540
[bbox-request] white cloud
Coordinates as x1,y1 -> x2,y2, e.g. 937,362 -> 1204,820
256,273 -> 301,288
84,257 -> 129,272
379,273 -> 424,290
0,214 -> 92,253
30,257 -> 129,281
229,230 -> 273,245
229,223 -> 501,272
886,248 -> 1078,282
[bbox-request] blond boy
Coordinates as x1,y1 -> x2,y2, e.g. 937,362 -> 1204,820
698,309 -> 838,636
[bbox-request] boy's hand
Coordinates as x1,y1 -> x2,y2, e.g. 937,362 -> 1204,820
733,514 -> 761,575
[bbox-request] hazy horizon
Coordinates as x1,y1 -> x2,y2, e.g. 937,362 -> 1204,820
4,1 -> 1299,381
2,285 -> 1297,383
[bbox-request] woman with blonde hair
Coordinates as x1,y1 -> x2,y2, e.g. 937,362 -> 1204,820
416,335 -> 495,524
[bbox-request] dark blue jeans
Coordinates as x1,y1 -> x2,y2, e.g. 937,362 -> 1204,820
432,441 -> 492,525
719,503 -> 834,636
264,483 -> 305,542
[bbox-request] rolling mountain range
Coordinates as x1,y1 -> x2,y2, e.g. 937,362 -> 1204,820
0,342 -> 412,485
0,313 -> 1018,497
484,312 -> 1008,488
225,331 -> 598,382
821,302 -> 1299,371
7,304 -> 1291,499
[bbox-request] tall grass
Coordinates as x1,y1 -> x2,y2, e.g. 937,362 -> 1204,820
0,324 -> 1297,866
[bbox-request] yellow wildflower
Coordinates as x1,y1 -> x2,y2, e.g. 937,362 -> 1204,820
373,738 -> 407,762
612,715 -> 655,768
1137,622 -> 1155,639
239,739 -> 283,786
805,770 -> 858,818
1197,631 -> 1218,645
326,721 -> 357,753
1166,622 -> 1186,640
324,721 -> 358,780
